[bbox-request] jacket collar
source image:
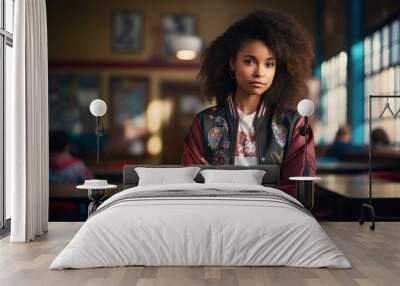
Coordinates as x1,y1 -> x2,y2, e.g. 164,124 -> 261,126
227,95 -> 267,120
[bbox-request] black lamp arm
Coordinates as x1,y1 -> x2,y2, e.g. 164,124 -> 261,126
95,117 -> 105,136
94,116 -> 105,163
299,116 -> 310,176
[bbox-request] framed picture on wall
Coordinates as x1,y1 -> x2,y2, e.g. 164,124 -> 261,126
161,13 -> 197,56
112,11 -> 144,53
49,72 -> 100,134
109,76 -> 149,156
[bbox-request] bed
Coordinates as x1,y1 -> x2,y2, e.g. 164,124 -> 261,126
50,165 -> 350,269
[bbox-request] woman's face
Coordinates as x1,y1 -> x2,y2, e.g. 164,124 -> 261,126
230,40 -> 277,97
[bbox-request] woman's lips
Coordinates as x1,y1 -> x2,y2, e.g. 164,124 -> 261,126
249,81 -> 265,88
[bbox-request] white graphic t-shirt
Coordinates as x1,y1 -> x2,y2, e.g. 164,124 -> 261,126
234,108 -> 258,166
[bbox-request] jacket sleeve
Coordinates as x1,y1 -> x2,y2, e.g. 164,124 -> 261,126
279,117 -> 317,198
182,116 -> 206,165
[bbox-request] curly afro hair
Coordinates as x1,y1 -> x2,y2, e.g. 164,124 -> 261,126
198,10 -> 315,112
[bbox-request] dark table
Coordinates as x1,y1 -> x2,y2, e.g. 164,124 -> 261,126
315,174 -> 400,220
316,161 -> 387,174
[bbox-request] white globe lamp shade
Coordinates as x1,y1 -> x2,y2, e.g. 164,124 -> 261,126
90,99 -> 107,117
170,34 -> 202,60
297,99 -> 314,117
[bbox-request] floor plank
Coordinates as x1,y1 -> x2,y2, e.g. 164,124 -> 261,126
0,222 -> 399,286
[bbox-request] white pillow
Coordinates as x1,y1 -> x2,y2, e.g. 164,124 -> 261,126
200,169 -> 266,185
135,167 -> 200,186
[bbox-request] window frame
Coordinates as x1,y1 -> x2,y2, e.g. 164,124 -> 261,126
0,0 -> 14,230
363,18 -> 400,144
320,51 -> 348,143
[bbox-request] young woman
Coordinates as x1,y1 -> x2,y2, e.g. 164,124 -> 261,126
182,10 -> 316,197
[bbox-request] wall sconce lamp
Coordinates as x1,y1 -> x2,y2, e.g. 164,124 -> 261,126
89,99 -> 107,163
290,99 -> 321,210
297,99 -> 315,176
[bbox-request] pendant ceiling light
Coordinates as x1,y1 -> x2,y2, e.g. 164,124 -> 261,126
170,34 -> 202,61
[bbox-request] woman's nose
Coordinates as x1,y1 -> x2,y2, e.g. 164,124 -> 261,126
254,64 -> 266,77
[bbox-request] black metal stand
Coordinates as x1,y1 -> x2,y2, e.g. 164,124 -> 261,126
296,180 -> 315,210
94,116 -> 105,163
299,116 -> 310,176
359,203 -> 375,230
295,115 -> 316,210
358,94 -> 400,231
87,189 -> 106,216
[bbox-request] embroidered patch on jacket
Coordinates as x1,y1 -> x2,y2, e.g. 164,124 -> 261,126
222,141 -> 230,150
206,107 -> 218,120
208,127 -> 223,150
271,120 -> 287,148
207,115 -> 230,150
214,116 -> 228,130
212,150 -> 230,165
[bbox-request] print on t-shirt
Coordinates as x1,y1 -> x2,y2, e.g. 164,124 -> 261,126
234,108 -> 257,166
236,130 -> 256,156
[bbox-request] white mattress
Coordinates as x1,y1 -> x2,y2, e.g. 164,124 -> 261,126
50,183 -> 351,269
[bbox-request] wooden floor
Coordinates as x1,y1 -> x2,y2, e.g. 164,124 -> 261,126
0,222 -> 399,286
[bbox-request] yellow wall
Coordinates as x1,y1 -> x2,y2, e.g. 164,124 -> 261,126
47,0 -> 315,61
47,0 -> 316,107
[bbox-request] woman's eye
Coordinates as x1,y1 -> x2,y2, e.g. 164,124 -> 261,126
244,59 -> 254,65
266,62 -> 275,68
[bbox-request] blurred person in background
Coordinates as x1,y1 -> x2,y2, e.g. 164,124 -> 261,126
326,125 -> 366,160
370,128 -> 400,181
371,127 -> 390,147
49,130 -> 93,184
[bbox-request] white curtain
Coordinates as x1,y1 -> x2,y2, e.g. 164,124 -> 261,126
7,0 -> 49,242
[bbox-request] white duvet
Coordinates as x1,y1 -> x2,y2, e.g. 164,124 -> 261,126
50,183 -> 351,269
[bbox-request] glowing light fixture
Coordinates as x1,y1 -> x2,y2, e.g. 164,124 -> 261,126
90,99 -> 107,117
297,99 -> 314,117
176,50 -> 197,60
147,100 -> 163,133
147,135 -> 162,155
171,35 -> 202,61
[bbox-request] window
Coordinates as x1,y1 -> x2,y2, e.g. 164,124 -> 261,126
364,19 -> 400,144
1,0 -> 14,229
320,51 -> 348,143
